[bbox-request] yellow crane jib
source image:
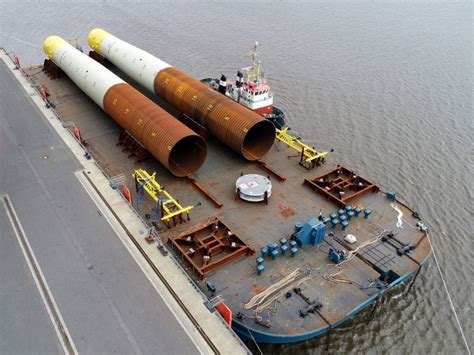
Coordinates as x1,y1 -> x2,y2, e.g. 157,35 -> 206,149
132,169 -> 193,225
275,128 -> 329,170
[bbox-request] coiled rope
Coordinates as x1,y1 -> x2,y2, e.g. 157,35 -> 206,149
323,230 -> 386,283
244,268 -> 312,314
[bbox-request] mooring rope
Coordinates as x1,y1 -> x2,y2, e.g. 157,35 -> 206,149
244,268 -> 302,309
255,275 -> 312,314
339,231 -> 385,266
425,231 -> 471,354
240,316 -> 263,355
391,203 -> 404,228
323,231 -> 386,285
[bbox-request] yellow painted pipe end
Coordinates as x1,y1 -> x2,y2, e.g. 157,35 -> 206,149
88,28 -> 111,53
43,35 -> 68,59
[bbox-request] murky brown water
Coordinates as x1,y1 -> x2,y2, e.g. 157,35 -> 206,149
1,1 -> 472,353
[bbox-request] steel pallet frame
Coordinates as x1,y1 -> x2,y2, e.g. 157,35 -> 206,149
304,165 -> 379,207
168,217 -> 255,280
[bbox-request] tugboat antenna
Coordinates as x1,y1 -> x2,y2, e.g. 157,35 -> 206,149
250,41 -> 261,82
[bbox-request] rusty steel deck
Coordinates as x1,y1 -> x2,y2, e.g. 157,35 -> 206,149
26,65 -> 432,343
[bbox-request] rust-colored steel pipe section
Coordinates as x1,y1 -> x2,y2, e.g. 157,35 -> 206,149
88,29 -> 275,160
43,35 -> 207,177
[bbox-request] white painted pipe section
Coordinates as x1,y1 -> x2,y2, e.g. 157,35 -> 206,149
88,29 -> 170,93
43,36 -> 124,108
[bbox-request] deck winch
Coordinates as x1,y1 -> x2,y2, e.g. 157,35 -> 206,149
328,248 -> 346,264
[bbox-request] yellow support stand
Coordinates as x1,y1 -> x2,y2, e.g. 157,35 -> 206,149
132,169 -> 193,226
275,128 -> 329,170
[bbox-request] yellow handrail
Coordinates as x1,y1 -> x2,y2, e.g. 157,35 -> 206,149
275,128 -> 328,163
132,169 -> 193,222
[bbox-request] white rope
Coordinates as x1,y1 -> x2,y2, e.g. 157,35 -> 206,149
426,231 -> 471,354
338,230 -> 386,266
391,203 -> 404,228
255,275 -> 312,314
323,231 -> 386,285
244,268 -> 302,309
241,317 -> 263,355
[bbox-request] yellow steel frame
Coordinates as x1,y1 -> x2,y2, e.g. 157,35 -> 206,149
132,169 -> 193,222
275,128 -> 328,163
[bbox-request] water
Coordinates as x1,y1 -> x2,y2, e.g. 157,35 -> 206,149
1,1 -> 472,353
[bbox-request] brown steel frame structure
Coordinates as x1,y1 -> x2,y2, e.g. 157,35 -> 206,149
168,218 -> 255,280
303,165 -> 379,207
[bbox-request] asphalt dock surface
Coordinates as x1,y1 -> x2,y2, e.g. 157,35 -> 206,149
0,59 -> 199,354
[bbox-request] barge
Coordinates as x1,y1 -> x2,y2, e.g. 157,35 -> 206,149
14,30 -> 431,345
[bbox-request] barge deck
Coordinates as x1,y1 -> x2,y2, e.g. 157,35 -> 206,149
21,54 -> 431,344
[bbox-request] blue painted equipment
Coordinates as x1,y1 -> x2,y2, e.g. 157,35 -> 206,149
257,264 -> 265,274
354,207 -> 362,217
337,209 -> 345,217
341,220 -> 349,230
267,242 -> 278,252
281,244 -> 289,254
386,192 -> 396,201
294,223 -> 303,232
322,217 -> 331,225
328,248 -> 345,264
271,249 -> 279,259
330,213 -> 337,220
260,246 -> 268,256
347,211 -> 354,220
345,205 -> 352,213
295,218 -> 326,247
289,240 -> 297,248
256,256 -> 264,265
206,281 -> 217,293
364,208 -> 372,218
280,238 -> 287,246
290,247 -> 298,257
311,223 -> 326,245
295,218 -> 317,247
339,214 -> 347,222
331,219 -> 339,228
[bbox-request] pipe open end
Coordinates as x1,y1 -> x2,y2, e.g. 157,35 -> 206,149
242,120 -> 276,161
168,135 -> 208,177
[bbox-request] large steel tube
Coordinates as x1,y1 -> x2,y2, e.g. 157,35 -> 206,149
88,29 -> 275,160
43,36 -> 206,177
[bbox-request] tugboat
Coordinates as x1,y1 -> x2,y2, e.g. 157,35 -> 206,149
201,42 -> 286,129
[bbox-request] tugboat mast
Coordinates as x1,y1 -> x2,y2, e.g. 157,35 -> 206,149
245,41 -> 262,84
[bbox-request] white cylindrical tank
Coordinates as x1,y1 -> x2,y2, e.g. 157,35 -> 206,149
43,35 -> 124,108
88,29 -> 170,93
